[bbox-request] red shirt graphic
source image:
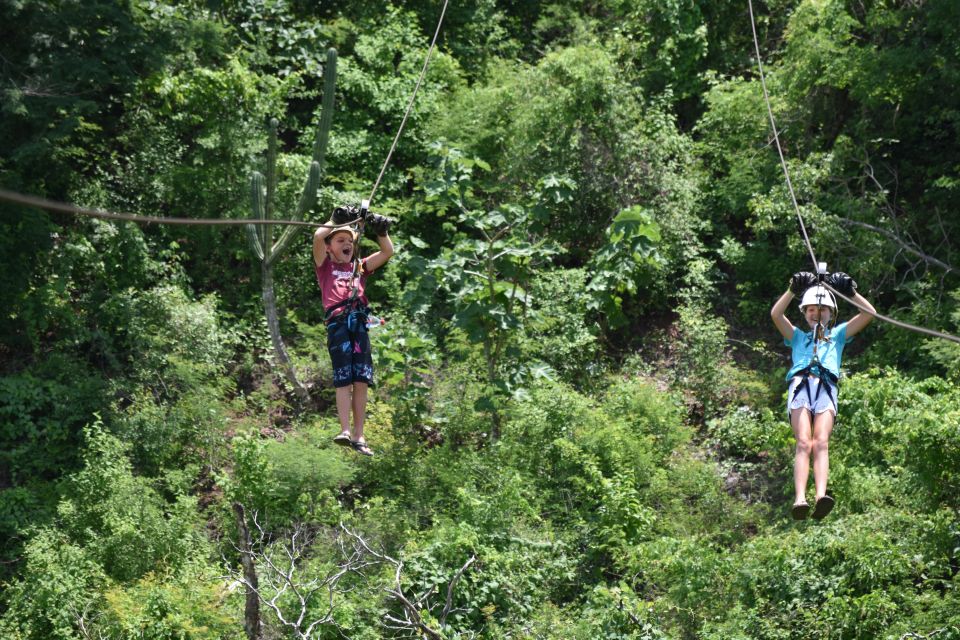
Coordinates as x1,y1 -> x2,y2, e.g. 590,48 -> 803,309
315,257 -> 368,311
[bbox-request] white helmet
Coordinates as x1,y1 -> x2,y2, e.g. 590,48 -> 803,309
798,285 -> 836,310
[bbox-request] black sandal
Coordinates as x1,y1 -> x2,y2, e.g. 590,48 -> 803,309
791,502 -> 810,521
812,495 -> 835,520
333,432 -> 352,447
351,440 -> 374,456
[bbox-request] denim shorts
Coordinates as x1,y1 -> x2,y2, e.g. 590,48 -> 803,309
326,311 -> 374,388
787,375 -> 837,417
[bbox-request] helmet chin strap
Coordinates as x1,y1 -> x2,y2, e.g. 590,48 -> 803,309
812,262 -> 832,362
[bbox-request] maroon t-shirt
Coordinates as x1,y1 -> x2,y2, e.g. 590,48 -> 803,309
315,257 -> 368,311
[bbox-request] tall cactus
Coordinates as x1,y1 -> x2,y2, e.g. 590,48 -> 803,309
248,48 -> 337,402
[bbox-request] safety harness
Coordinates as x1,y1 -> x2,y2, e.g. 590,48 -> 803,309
790,356 -> 839,410
792,270 -> 839,410
323,201 -> 371,333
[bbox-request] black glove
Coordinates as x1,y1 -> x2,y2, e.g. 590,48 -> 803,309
331,205 -> 358,225
828,272 -> 857,296
790,271 -> 817,295
367,213 -> 392,237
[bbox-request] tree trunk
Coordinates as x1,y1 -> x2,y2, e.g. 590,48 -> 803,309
261,262 -> 310,402
233,503 -> 263,640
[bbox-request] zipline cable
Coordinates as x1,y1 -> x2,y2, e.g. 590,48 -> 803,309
366,0 -> 449,207
824,285 -> 960,344
0,188 -> 342,228
747,0 -> 819,273
2,0 -> 450,226
746,0 -> 960,345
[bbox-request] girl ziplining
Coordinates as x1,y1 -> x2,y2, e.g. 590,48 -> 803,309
771,270 -> 876,520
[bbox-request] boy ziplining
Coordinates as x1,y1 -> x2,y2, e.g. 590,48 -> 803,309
313,206 -> 394,456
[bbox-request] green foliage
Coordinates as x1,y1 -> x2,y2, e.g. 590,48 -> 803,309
6,2 -> 960,639
585,206 -> 663,327
59,421 -> 207,583
522,267 -> 604,386
121,284 -> 235,383
671,303 -> 730,413
432,43 -> 701,277
331,5 -> 465,194
574,584 -> 669,640
369,309 -> 439,407
222,427 -> 355,525
111,56 -> 287,298
95,569 -> 242,640
247,47 -> 336,266
0,529 -> 105,640
923,290 -> 960,378
388,522 -> 576,632
836,370 -> 960,510
416,144 -> 560,435
602,377 -> 689,464
0,424 -> 215,638
0,355 -> 108,484
707,406 -> 790,461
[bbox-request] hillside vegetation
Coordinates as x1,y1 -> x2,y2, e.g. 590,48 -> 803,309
1,1 -> 959,638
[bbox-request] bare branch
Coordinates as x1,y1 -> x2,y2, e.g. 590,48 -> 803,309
339,523 -> 477,640
899,627 -> 955,640
838,218 -> 959,275
441,556 -> 476,626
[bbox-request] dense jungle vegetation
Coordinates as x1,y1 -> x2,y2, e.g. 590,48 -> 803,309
2,0 -> 960,638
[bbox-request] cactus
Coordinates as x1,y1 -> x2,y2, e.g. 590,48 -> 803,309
247,48 -> 337,403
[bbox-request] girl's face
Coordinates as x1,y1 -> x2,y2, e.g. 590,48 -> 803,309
803,305 -> 832,328
327,232 -> 354,262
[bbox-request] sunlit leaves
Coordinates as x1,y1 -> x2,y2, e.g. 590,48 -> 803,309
585,205 -> 663,326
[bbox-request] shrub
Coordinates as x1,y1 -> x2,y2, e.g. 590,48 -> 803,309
58,422 -> 207,583
96,569 -> 242,640
0,354 -> 108,484
522,267 -> 605,386
0,529 -> 105,640
707,406 -> 789,461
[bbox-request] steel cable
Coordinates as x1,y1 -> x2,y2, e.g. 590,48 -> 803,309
746,0 -> 960,345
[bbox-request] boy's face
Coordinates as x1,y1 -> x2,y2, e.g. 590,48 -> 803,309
327,232 -> 354,262
803,305 -> 832,327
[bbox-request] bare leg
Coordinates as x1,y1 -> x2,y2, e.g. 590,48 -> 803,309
791,408 -> 813,505
811,410 -> 835,500
335,385 -> 352,437
351,382 -> 368,442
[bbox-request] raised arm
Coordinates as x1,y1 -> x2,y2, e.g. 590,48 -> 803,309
773,271 -> 817,340
771,289 -> 796,340
312,222 -> 334,267
827,272 -> 875,338
363,231 -> 394,274
359,213 -> 395,273
842,292 -> 875,338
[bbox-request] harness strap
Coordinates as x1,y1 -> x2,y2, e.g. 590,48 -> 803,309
791,364 -> 839,408
324,257 -> 367,323
324,299 -> 370,324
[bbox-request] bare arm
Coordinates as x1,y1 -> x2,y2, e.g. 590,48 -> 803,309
363,233 -> 395,274
312,222 -> 334,266
843,292 -> 875,338
771,289 -> 796,340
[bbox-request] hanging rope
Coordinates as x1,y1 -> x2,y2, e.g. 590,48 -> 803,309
366,0 -> 450,207
746,0 -> 960,345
